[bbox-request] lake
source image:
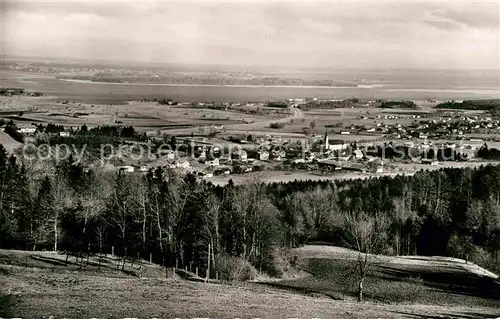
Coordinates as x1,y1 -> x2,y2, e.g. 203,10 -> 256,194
1,70 -> 499,104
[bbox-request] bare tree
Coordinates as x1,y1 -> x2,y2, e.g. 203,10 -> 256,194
51,174 -> 74,251
131,175 -> 149,251
80,170 -> 109,237
391,188 -> 418,255
344,210 -> 389,302
203,193 -> 222,267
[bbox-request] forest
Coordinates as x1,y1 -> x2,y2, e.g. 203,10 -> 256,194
437,99 -> 500,111
1,142 -> 500,280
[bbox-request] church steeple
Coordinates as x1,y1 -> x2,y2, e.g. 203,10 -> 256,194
324,129 -> 329,149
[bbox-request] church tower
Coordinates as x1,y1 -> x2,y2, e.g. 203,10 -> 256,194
324,129 -> 329,150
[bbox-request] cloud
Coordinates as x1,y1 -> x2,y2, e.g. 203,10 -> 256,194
1,1 -> 498,69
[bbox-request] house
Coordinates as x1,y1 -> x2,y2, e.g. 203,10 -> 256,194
19,127 -> 36,134
340,131 -> 351,135
353,150 -> 364,160
159,149 -> 175,160
59,131 -> 70,137
328,143 -> 347,151
207,158 -> 219,167
198,150 -> 206,159
119,165 -> 135,173
421,159 -> 439,165
232,150 -> 248,162
317,160 -> 342,171
139,166 -> 148,172
211,146 -> 221,155
219,156 -> 232,165
176,161 -> 190,169
272,150 -> 286,161
257,150 -> 269,161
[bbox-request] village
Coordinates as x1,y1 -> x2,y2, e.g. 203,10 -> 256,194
3,94 -> 500,184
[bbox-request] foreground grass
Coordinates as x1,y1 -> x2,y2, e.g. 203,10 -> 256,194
5,269 -> 500,319
1,249 -> 500,318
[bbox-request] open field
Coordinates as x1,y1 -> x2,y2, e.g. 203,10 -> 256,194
206,161 -> 500,185
2,248 -> 500,319
0,95 -> 283,134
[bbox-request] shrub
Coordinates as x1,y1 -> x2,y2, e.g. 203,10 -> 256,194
214,254 -> 257,282
258,247 -> 293,278
0,292 -> 16,318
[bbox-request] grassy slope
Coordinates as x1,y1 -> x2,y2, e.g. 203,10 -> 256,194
1,249 -> 500,319
261,246 -> 500,308
0,131 -> 21,154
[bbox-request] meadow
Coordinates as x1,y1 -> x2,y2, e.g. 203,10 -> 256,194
2,247 -> 499,319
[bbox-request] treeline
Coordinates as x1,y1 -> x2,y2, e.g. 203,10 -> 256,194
2,121 -> 24,143
0,87 -> 42,97
437,99 -> 500,111
265,101 -> 289,108
1,143 -> 500,278
300,98 -> 362,110
477,143 -> 500,160
35,125 -> 148,150
380,100 -> 417,109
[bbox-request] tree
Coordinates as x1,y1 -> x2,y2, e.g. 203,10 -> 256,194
391,191 -> 418,255
344,210 -> 389,302
108,172 -> 137,259
202,193 -> 222,268
51,173 -> 74,251
79,170 -> 109,249
447,232 -> 474,263
310,121 -> 317,129
170,136 -> 177,151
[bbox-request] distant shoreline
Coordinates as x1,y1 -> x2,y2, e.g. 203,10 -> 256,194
59,78 -> 367,89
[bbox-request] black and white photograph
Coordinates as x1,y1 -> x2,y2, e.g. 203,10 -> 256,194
0,0 -> 500,318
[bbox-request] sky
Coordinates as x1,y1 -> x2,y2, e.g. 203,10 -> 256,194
1,0 -> 499,70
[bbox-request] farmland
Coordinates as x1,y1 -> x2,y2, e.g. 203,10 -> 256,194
3,66 -> 500,185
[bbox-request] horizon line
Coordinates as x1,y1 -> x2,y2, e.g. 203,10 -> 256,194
2,54 -> 499,72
